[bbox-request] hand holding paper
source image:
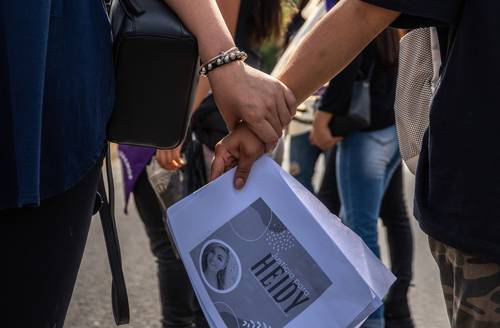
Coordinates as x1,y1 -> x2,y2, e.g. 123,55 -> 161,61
211,124 -> 266,189
168,157 -> 396,328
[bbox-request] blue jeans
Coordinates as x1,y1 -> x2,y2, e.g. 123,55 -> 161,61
289,132 -> 322,192
336,125 -> 400,328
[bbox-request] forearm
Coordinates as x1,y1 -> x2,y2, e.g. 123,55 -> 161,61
167,0 -> 295,146
188,0 -> 241,111
165,0 -> 235,62
278,0 -> 400,104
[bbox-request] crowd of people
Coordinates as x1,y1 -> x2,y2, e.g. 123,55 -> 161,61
1,0 -> 499,328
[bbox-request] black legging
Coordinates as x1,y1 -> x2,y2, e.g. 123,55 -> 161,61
0,158 -> 102,328
133,170 -> 208,328
318,149 -> 414,319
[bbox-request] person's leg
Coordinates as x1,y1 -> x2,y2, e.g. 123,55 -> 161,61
337,127 -> 399,257
429,237 -> 500,328
379,164 -> 415,327
289,132 -> 322,192
0,157 -> 102,328
317,147 -> 341,215
337,126 -> 399,328
133,170 -> 207,328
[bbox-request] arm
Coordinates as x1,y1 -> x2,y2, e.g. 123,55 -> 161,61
212,0 -> 401,187
157,0 -> 241,171
165,0 -> 235,62
191,0 -> 241,111
309,57 -> 362,150
309,111 -> 343,151
278,0 -> 399,104
165,0 -> 295,148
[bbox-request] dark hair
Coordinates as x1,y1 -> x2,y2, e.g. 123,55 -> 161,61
202,243 -> 229,289
282,0 -> 310,49
248,0 -> 284,45
297,0 -> 311,11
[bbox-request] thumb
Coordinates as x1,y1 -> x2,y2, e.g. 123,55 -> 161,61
234,151 -> 259,190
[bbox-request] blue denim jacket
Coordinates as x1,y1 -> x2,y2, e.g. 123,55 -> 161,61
0,0 -> 114,209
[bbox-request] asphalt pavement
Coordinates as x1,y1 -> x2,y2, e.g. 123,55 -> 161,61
66,155 -> 450,328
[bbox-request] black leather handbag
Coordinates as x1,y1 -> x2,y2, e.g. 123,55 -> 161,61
108,0 -> 199,149
95,1 -> 199,326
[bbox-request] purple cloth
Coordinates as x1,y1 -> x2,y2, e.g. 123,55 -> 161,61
326,0 -> 337,10
118,145 -> 155,212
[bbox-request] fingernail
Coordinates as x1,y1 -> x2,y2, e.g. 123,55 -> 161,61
235,178 -> 244,189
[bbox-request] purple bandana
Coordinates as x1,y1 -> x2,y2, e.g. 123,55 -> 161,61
118,144 -> 155,212
326,0 -> 337,10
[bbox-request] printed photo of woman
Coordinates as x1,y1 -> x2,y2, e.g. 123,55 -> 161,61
202,243 -> 230,291
201,241 -> 244,293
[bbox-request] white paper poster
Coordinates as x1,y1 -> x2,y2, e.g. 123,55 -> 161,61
167,156 -> 395,328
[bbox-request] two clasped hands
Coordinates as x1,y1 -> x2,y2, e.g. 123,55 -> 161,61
209,59 -> 342,189
209,61 -> 296,189
161,0 -> 401,189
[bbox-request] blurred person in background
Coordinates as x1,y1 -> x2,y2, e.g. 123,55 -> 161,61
252,6 -> 414,325
319,151 -> 414,328
309,29 -> 410,328
312,28 -> 414,327
118,1 -> 285,327
286,0 -> 339,193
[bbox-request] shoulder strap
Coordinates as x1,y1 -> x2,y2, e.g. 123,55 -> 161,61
429,27 -> 442,92
440,1 -> 465,74
97,4 -> 129,322
98,143 -> 130,325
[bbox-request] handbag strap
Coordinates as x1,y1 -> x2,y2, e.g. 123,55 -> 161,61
116,0 -> 145,16
97,143 -> 130,325
440,2 -> 465,76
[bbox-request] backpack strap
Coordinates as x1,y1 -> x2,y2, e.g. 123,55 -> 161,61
97,143 -> 130,325
429,27 -> 442,93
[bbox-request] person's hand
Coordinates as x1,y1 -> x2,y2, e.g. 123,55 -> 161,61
210,124 -> 266,189
208,62 -> 296,150
156,145 -> 185,171
309,111 -> 343,151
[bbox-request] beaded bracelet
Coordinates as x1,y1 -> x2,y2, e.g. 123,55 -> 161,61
199,47 -> 248,76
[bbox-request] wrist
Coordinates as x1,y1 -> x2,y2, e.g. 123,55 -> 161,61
200,48 -> 247,76
206,60 -> 245,82
199,40 -> 236,63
